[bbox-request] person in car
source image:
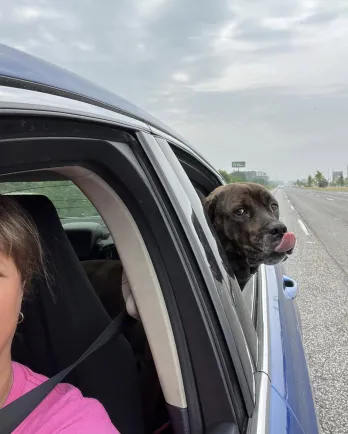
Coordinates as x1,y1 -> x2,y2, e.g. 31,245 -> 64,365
0,196 -> 119,433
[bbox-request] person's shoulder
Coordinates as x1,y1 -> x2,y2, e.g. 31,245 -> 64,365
56,395 -> 120,434
43,377 -> 120,433
12,363 -> 119,433
13,362 -> 75,396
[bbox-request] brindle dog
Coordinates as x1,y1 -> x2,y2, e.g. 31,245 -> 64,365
203,182 -> 296,288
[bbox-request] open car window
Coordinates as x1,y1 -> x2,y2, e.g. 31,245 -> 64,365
169,141 -> 258,325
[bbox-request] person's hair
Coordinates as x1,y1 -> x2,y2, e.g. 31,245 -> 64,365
0,195 -> 46,293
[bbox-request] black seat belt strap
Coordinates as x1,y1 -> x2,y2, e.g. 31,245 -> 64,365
0,310 -> 135,434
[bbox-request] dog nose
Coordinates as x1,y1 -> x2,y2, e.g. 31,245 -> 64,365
268,221 -> 287,237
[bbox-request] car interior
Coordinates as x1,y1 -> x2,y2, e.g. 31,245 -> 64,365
7,163 -> 211,434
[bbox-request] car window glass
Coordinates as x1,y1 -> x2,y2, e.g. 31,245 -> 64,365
0,181 -> 102,223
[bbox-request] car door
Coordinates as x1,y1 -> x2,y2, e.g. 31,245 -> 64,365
139,132 -> 319,434
259,264 -> 320,434
136,132 -> 257,407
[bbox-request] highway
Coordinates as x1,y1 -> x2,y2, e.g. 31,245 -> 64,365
275,187 -> 348,434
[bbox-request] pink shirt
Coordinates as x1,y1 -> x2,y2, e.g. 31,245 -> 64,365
4,362 -> 120,433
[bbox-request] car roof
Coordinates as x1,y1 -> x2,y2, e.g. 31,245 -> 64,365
0,44 -> 223,184
0,44 -> 180,138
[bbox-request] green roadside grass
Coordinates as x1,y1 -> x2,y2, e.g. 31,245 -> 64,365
302,186 -> 348,192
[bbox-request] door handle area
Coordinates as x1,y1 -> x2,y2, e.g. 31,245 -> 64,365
282,275 -> 298,299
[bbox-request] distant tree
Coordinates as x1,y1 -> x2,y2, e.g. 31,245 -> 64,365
307,175 -> 313,187
314,170 -> 323,185
338,174 -> 344,187
229,171 -> 247,183
218,168 -> 275,188
218,169 -> 231,183
314,170 -> 328,188
0,181 -> 98,218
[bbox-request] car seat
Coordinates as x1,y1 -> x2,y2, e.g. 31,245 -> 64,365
10,195 -> 144,434
81,259 -> 169,432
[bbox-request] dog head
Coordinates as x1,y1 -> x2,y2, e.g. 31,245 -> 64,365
203,182 -> 296,269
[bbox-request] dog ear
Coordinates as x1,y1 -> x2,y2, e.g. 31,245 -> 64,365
203,192 -> 218,221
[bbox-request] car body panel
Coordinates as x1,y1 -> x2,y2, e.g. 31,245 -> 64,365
269,386 -> 306,434
0,85 -> 151,132
264,264 -> 319,433
0,44 -> 220,186
0,43 -> 187,144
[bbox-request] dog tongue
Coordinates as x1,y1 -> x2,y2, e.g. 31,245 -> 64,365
274,232 -> 296,253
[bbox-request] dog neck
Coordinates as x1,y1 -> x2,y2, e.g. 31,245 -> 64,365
225,249 -> 257,290
214,227 -> 258,289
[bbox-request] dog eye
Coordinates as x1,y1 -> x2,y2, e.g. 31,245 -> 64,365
270,204 -> 278,212
234,208 -> 245,216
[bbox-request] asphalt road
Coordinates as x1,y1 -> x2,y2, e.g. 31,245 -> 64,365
274,187 -> 348,434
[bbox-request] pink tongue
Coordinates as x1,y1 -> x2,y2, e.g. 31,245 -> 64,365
274,232 -> 296,253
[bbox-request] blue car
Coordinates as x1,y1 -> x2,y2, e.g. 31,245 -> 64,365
0,45 -> 319,434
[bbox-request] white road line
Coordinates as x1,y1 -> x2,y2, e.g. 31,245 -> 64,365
290,205 -> 294,210
326,198 -> 334,201
298,219 -> 310,236
315,195 -> 320,197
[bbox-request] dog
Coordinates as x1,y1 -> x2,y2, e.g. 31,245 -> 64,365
203,182 -> 296,288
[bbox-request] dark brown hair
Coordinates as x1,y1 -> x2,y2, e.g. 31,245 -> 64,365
0,195 -> 46,293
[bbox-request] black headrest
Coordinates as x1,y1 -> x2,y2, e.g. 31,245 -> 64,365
12,194 -> 112,370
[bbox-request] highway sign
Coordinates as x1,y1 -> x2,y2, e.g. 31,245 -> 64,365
232,161 -> 246,168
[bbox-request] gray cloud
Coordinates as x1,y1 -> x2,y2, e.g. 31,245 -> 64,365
301,11 -> 340,25
234,20 -> 294,42
0,0 -> 348,180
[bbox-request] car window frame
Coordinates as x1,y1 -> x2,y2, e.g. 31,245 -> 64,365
136,132 -> 258,416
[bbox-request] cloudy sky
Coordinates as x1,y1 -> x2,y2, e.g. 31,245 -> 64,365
1,0 -> 348,181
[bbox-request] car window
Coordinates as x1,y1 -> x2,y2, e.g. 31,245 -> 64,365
0,181 -> 101,222
171,144 -> 259,326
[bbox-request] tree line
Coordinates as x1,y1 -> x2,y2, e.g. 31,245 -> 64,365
296,170 -> 347,188
0,181 -> 98,218
218,169 -> 277,188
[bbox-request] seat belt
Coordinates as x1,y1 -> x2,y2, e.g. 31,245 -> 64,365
0,310 -> 135,434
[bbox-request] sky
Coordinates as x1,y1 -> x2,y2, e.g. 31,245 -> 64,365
0,0 -> 348,181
